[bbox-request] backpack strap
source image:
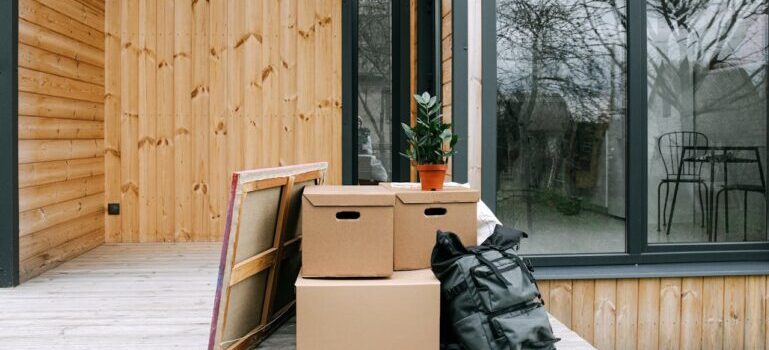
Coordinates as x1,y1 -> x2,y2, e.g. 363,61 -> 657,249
473,250 -> 512,286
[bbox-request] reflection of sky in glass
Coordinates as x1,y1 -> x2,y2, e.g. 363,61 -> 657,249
647,0 -> 768,113
647,1 -> 766,67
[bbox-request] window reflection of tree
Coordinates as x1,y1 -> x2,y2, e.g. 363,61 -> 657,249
647,0 -> 768,123
496,0 -> 626,220
358,0 -> 392,180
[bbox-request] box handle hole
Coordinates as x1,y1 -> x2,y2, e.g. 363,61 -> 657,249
424,207 -> 447,216
336,211 -> 361,220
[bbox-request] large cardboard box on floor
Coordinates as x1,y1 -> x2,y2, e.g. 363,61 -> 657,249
301,185 -> 394,277
380,183 -> 479,270
296,269 -> 440,350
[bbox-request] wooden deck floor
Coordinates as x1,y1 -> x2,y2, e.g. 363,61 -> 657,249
0,243 -> 592,349
0,243 -> 222,349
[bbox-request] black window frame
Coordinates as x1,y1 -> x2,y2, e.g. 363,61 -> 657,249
342,0 -> 421,185
0,0 -> 19,288
479,0 -> 769,267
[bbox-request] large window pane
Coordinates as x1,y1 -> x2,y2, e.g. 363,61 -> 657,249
647,1 -> 769,243
495,0 -> 628,254
357,0 -> 393,184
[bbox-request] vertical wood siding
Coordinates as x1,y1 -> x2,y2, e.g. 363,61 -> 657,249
104,0 -> 342,242
17,0 -> 106,281
540,276 -> 769,350
440,0 -> 452,181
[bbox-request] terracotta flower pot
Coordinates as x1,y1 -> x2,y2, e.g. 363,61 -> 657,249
416,164 -> 447,191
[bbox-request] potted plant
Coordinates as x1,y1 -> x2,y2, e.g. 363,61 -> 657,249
400,92 -> 458,191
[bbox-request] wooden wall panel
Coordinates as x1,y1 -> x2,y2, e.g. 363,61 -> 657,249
543,276 -> 769,350
18,0 -> 106,281
441,0 -> 452,181
105,0 -> 342,242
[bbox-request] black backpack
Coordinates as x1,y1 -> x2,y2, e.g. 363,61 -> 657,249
431,225 -> 559,350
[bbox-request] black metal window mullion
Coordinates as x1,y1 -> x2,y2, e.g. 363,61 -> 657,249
0,0 -> 19,288
392,0 -> 411,182
342,0 -> 358,185
626,0 -> 648,256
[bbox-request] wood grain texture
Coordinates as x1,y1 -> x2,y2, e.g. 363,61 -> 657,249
702,276 -> 725,350
549,280 -> 572,328
19,67 -> 104,103
441,0 -> 452,182
19,0 -> 105,50
19,157 -> 104,188
17,0 -> 106,281
571,280 -> 595,344
543,276 -> 769,350
0,243 -> 220,347
19,175 -> 104,212
615,279 -> 638,350
724,276 -> 746,350
19,43 -> 104,85
680,277 -> 703,350
106,0 -> 343,242
659,278 -> 682,349
105,0 -> 121,242
19,19 -> 104,67
138,0 -> 158,242
19,92 -> 103,121
18,116 -> 103,139
593,280 -> 616,350
745,276 -> 766,350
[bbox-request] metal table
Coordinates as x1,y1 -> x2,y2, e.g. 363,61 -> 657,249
667,146 -> 765,241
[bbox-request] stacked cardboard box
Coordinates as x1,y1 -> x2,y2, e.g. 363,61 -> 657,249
297,184 -> 478,350
380,183 -> 479,270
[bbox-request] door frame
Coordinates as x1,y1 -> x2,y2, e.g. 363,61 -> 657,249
0,0 -> 19,288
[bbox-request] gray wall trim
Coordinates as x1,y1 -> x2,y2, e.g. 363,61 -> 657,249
535,261 -> 769,280
480,0 -> 497,211
451,0 -> 468,183
0,0 -> 19,288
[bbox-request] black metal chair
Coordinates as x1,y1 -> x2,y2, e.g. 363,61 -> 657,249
714,148 -> 766,241
657,131 -> 709,233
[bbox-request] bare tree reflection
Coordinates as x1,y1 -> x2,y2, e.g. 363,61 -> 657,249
496,0 -> 626,230
647,0 -> 768,120
358,0 -> 392,181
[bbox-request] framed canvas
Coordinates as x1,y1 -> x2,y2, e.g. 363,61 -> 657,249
209,163 -> 327,350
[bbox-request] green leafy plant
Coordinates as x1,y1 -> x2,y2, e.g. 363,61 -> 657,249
400,92 -> 458,165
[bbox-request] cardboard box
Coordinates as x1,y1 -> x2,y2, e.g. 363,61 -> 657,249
301,185 -> 394,277
296,269 -> 440,350
381,183 -> 479,270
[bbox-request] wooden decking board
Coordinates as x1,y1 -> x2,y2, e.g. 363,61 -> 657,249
0,243 -> 592,349
0,243 -> 220,349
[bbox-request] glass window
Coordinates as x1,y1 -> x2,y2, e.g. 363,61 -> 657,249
495,0 -> 628,254
647,1 -> 769,243
357,0 -> 393,184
